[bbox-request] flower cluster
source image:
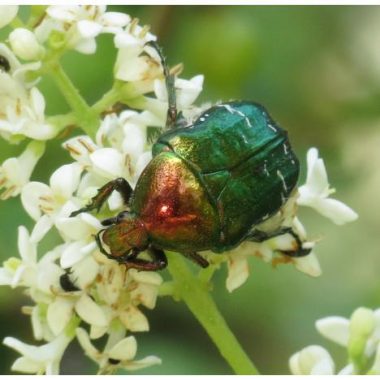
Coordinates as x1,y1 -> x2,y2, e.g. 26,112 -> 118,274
290,307 -> 380,375
0,5 -> 203,374
0,4 -> 358,375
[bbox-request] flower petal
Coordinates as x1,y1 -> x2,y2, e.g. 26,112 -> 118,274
313,197 -> 358,225
293,251 -> 321,277
338,363 -> 355,375
316,316 -> 350,346
75,294 -> 108,327
289,345 -> 335,375
11,357 -> 43,374
129,269 -> 162,286
71,255 -> 99,289
305,148 -> 329,196
122,355 -> 162,371
30,215 -> 53,243
77,20 -> 102,39
90,148 -> 124,179
47,298 -> 74,336
36,262 -> 63,294
60,240 -> 96,268
120,305 -> 149,332
55,213 -> 101,241
21,182 -> 53,220
226,255 -> 249,293
108,335 -> 137,361
9,28 -> 43,61
74,38 -> 97,55
17,226 -> 36,264
102,12 -> 130,27
176,75 -> 204,109
0,6 -> 18,28
50,163 -> 83,200
46,5 -> 79,22
76,327 -> 99,360
122,123 -> 146,162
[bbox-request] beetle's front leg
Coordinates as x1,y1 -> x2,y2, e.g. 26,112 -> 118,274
118,246 -> 168,271
70,178 -> 132,217
125,246 -> 168,271
95,232 -> 167,271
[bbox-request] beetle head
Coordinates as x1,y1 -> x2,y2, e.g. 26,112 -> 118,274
100,213 -> 148,258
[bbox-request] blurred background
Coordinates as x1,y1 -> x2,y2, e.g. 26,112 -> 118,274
0,5 -> 379,375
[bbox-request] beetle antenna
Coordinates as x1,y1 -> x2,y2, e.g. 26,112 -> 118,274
146,41 -> 177,129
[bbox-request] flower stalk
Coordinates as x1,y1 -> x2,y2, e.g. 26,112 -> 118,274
48,62 -> 99,138
167,252 -> 260,375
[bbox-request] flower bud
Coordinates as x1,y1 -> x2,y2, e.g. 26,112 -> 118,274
348,307 -> 375,370
289,345 -> 335,375
0,6 -> 18,28
368,342 -> 380,374
350,307 -> 375,342
9,28 -> 43,61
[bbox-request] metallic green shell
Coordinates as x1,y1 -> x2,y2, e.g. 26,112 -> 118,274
151,101 -> 299,252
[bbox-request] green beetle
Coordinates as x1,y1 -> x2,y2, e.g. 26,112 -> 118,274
71,43 -> 309,271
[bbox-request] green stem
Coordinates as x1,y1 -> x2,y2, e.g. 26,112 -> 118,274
92,82 -> 147,115
92,86 -> 121,115
167,252 -> 259,375
10,16 -> 25,29
47,112 -> 77,131
48,62 -> 98,138
28,5 -> 47,29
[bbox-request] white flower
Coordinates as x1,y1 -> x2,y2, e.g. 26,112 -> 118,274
62,135 -> 98,168
64,112 -> 153,199
225,214 -> 320,292
9,28 -> 44,61
154,75 -> 204,110
0,140 -> 45,199
0,43 -> 41,86
289,345 -> 335,375
291,307 -> 380,375
37,5 -> 130,55
297,147 -> 358,225
57,215 -> 101,268
114,22 -> 159,83
0,6 -> 18,29
20,163 -> 103,269
0,45 -> 46,144
47,259 -> 100,337
316,307 -> 380,358
21,162 -> 83,221
76,327 -> 161,374
0,79 -> 56,141
0,225 -> 63,294
3,333 -> 72,375
87,264 -> 162,338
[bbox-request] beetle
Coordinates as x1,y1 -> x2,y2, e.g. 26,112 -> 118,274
71,42 -> 310,271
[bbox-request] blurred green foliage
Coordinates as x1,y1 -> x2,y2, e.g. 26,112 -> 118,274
0,5 -> 379,375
